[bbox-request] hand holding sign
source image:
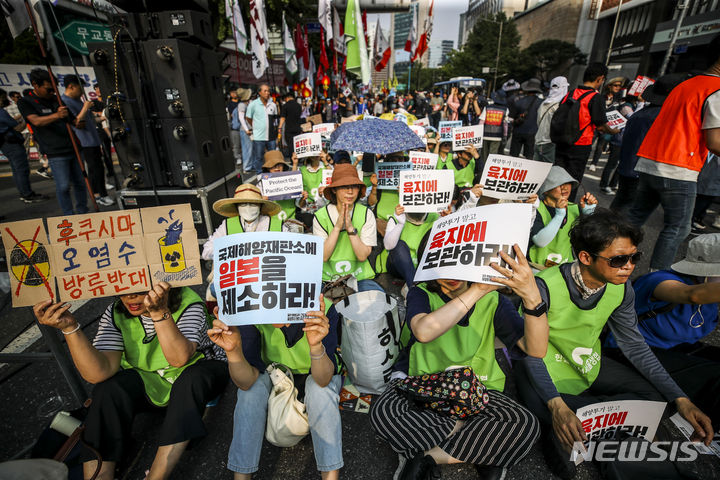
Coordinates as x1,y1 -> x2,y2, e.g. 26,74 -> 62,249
207,314 -> 243,354
480,155 -> 553,201
489,244 -> 542,304
452,125 -> 483,152
145,281 -> 170,319
33,300 -> 77,333
303,294 -> 330,349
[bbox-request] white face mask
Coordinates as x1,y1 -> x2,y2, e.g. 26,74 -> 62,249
237,204 -> 260,223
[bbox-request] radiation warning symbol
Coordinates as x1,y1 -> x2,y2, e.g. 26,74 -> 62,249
10,239 -> 51,287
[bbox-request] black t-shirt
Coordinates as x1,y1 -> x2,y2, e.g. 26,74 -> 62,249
17,92 -> 74,156
575,86 -> 608,126
281,99 -> 303,135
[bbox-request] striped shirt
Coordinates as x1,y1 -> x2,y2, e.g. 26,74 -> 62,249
93,303 -> 226,362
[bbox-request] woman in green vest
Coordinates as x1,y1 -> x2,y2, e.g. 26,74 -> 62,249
295,150 -> 330,230
313,163 -> 384,292
33,282 -> 228,480
208,295 -> 344,479
370,244 -> 548,479
367,151 -> 408,224
260,150 -> 297,221
528,166 -> 598,268
436,140 -> 477,189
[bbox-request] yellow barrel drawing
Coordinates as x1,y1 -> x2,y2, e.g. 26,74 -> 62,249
159,236 -> 186,273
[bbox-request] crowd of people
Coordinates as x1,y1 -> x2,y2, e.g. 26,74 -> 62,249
4,49 -> 719,480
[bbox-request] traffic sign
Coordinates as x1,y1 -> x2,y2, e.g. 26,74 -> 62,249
53,20 -> 112,55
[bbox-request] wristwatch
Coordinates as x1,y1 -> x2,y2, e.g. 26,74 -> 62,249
152,311 -> 172,323
522,300 -> 547,317
347,228 -> 357,236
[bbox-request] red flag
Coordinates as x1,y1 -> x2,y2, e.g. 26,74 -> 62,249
319,27 -> 330,70
303,25 -> 311,70
294,24 -> 308,70
413,0 -> 434,62
361,9 -> 369,46
405,2 -> 418,54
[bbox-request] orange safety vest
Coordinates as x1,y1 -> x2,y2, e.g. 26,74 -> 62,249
637,74 -> 720,173
570,88 -> 599,146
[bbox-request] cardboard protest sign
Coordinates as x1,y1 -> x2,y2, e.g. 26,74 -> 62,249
399,170 -> 454,213
306,114 -> 322,125
606,110 -> 627,130
409,151 -> 438,170
479,154 -> 553,200
414,204 -> 532,285
341,115 -> 357,124
438,120 -> 462,141
293,132 -> 322,158
409,124 -> 426,138
213,232 -> 323,325
452,125 -> 483,151
573,400 -> 666,464
313,123 -> 336,137
413,117 -> 429,127
375,161 -> 413,190
628,75 -> 654,97
0,219 -> 55,307
260,171 -> 303,200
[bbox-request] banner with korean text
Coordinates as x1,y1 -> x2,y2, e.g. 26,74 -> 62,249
452,125 -> 483,151
409,151 -> 438,170
399,170 -> 454,213
294,132 -> 322,158
479,155 -> 553,200
375,161 -> 413,190
438,120 -> 462,141
606,110 -> 627,130
313,123 -> 336,137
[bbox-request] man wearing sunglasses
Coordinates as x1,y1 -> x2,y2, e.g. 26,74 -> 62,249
513,209 -> 713,479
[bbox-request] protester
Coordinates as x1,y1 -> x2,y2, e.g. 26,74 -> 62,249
92,84 -> 116,188
436,141 -> 477,189
429,91 -> 443,129
18,68 -> 88,215
626,52 -> 720,271
296,151 -> 330,228
370,243 -> 545,480
598,93 -> 635,195
459,88 -> 485,126
32,282 -> 227,480
534,76 -> 569,163
509,78 -> 543,158
446,87 -> 460,121
514,210 -> 713,479
245,84 -> 278,175
368,151 -> 405,224
587,77 -> 624,172
278,92 -> 303,156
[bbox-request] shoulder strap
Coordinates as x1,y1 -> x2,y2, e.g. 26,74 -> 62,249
637,302 -> 678,322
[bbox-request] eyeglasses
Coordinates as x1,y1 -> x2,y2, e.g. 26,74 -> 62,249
610,83 -> 623,88
593,252 -> 642,268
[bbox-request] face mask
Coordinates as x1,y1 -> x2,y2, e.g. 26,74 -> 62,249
237,204 -> 260,223
406,212 -> 428,225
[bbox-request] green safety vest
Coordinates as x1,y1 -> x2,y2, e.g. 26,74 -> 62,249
315,204 -> 375,281
375,214 -> 437,274
528,202 -> 579,267
444,157 -> 476,188
376,190 -> 399,221
114,287 -> 209,406
226,214 -> 282,234
436,153 -> 453,170
256,324 -> 311,374
276,199 -> 297,221
537,266 -> 624,395
406,284 -> 506,391
301,165 -> 324,202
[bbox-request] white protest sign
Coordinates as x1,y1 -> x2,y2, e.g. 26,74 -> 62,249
452,125 -> 483,151
606,110 -> 627,130
413,117 -> 429,127
439,120 -> 462,141
399,170 -> 454,213
213,232 -> 323,325
260,171 -> 303,200
409,124 -> 426,138
628,75 -> 654,97
572,400 -> 666,464
321,167 -> 361,187
313,123 -> 336,137
414,203 -> 532,285
376,161 -> 413,190
479,154 -> 553,200
294,132 -> 322,158
409,151 -> 438,170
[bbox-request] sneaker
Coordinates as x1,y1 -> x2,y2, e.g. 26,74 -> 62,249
96,196 -> 114,206
36,168 -> 53,179
399,453 -> 440,480
474,465 -> 507,480
588,165 -> 596,172
20,192 -> 49,203
105,183 -> 115,190
712,216 -> 720,229
692,221 -> 706,231
602,187 -> 615,195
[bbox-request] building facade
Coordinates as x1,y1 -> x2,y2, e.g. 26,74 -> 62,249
458,0 -> 528,47
428,39 -> 454,68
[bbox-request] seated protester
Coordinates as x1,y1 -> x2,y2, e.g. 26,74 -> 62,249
313,163 -> 383,292
295,150 -> 330,229
376,204 -> 438,291
425,130 -> 438,153
435,140 -> 476,189
528,166 -> 597,268
208,296 -> 343,479
368,151 -> 407,226
260,150 -> 297,221
33,283 -> 227,480
514,210 -> 713,479
370,244 -> 545,479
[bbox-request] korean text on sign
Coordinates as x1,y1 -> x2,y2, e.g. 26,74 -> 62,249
312,123 -> 336,137
438,120 -> 462,141
409,151 -> 438,170
414,204 -> 532,285
261,171 -> 303,200
605,110 -> 627,130
213,232 -> 323,326
452,125 -> 483,152
375,161 -> 413,190
294,132 -> 322,159
479,154 -> 553,201
399,170 -> 454,213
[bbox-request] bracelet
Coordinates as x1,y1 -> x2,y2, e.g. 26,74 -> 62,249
457,296 -> 470,311
310,345 -> 326,360
61,323 -> 81,335
152,311 -> 172,323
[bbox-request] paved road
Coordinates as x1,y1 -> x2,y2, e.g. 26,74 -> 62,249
0,154 -> 718,479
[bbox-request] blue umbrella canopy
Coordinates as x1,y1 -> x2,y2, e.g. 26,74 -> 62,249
329,118 -> 425,154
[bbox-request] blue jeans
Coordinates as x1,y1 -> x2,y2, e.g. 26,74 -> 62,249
626,172 -> 696,270
387,240 -> 416,288
2,142 -> 32,197
357,279 -> 385,293
228,372 -> 344,473
48,155 -> 88,214
251,140 -> 277,174
240,130 -> 253,172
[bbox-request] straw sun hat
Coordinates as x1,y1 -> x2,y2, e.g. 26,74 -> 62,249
213,183 -> 281,217
323,164 -> 366,201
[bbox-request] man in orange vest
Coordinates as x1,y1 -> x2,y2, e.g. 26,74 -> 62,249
555,63 -> 620,201
627,50 -> 720,271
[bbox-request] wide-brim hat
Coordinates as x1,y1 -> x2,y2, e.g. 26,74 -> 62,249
606,77 -> 626,87
262,150 -> 289,170
236,87 -> 251,102
213,183 -> 281,218
539,166 -> 577,195
521,78 -> 543,93
671,233 -> 720,277
323,164 -> 366,200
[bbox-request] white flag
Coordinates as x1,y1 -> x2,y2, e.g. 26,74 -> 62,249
353,2 -> 371,85
318,0 -> 333,45
308,48 -> 316,90
332,6 -> 346,55
282,13 -> 298,74
248,0 -> 269,79
225,0 -> 248,54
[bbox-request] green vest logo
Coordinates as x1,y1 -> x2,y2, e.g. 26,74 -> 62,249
571,346 -> 594,365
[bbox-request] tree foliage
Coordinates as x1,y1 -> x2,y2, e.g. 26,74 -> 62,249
516,39 -> 586,81
0,19 -> 44,65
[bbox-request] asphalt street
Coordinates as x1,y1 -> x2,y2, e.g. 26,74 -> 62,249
0,153 -> 718,480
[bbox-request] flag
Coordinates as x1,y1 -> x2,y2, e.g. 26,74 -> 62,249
413,0 -> 434,62
318,0 -> 333,45
373,19 -> 391,72
308,48 -> 316,90
404,1 -> 418,55
333,6 -> 346,55
282,13 -> 297,75
294,23 -> 308,70
344,0 -> 370,85
225,0 -> 249,54
319,27 -> 330,70
361,9 -> 369,46
248,0 -> 268,79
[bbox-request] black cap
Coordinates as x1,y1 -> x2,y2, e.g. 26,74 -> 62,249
643,73 -> 692,106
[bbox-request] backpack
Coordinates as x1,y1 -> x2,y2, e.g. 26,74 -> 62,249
550,89 -> 596,145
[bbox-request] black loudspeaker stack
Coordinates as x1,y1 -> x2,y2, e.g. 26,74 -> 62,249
87,9 -> 234,189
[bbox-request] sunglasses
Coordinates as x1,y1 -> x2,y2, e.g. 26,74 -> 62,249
593,251 -> 642,268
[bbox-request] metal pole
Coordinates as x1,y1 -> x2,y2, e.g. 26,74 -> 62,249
493,20 -> 502,94
407,61 -> 412,93
658,0 -> 689,76
34,0 -> 62,65
605,0 -> 625,65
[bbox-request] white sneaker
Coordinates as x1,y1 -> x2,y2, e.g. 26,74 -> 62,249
96,196 -> 114,206
105,183 -> 115,190
602,187 -> 615,195
588,164 -> 596,172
